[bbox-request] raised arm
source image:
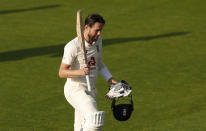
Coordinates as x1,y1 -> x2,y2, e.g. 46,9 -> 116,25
58,62 -> 89,78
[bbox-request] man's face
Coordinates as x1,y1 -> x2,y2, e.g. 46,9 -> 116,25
85,22 -> 104,42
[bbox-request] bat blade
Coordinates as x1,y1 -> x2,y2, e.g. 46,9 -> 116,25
76,10 -> 91,92
76,10 -> 87,64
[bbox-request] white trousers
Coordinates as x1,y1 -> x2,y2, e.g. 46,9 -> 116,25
64,82 -> 98,131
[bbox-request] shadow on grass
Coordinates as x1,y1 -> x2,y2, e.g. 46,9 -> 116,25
0,32 -> 189,62
0,4 -> 61,15
103,32 -> 189,46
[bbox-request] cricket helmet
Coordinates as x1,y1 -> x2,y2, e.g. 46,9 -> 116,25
111,80 -> 134,121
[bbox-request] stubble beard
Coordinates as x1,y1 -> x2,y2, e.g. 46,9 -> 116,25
88,32 -> 98,44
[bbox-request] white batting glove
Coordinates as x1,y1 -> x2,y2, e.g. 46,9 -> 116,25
105,80 -> 132,100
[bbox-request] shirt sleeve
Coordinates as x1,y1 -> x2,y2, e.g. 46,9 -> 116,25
97,38 -> 113,81
62,42 -> 77,65
98,61 -> 113,81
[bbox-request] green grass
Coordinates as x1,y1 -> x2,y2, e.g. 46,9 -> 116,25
0,0 -> 206,130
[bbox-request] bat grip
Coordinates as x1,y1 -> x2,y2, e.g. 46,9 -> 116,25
86,75 -> 91,92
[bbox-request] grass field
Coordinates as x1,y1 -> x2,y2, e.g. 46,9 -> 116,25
0,0 -> 206,130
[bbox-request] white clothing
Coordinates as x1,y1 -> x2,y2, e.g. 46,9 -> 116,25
64,82 -> 98,131
62,37 -> 109,88
62,37 -> 111,131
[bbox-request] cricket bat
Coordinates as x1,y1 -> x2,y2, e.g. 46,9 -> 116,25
76,10 -> 91,92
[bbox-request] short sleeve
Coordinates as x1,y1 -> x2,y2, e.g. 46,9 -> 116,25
62,42 -> 77,65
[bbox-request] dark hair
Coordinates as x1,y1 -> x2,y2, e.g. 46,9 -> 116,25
85,14 -> 105,27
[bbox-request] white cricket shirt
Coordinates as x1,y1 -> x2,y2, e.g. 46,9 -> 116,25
62,37 -> 111,89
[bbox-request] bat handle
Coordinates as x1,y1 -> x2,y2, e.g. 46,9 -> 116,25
86,75 -> 91,92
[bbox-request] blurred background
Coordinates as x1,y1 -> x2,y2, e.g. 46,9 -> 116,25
0,0 -> 206,130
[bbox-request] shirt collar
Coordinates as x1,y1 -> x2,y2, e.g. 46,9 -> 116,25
85,40 -> 96,48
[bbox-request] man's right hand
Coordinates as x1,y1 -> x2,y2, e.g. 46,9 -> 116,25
82,66 -> 89,75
